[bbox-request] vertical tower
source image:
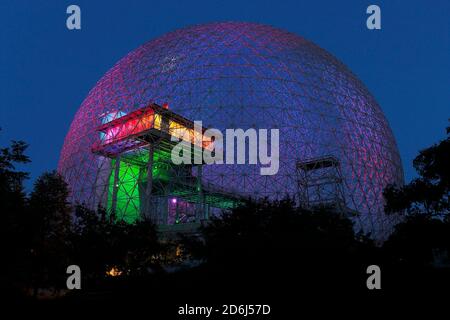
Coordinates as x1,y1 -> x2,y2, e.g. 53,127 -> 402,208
296,156 -> 346,213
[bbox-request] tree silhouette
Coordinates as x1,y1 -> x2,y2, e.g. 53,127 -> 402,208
71,204 -> 163,284
383,121 -> 450,270
384,121 -> 449,217
26,171 -> 72,294
183,198 -> 375,292
0,132 -> 30,296
0,124 -> 168,298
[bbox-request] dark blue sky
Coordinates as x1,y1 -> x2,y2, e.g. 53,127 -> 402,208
1,0 -> 449,190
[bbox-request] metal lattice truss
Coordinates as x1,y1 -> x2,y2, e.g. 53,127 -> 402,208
296,156 -> 346,209
58,22 -> 403,239
89,102 -> 238,225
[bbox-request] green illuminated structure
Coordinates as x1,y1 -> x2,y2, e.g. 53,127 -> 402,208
91,103 -> 240,230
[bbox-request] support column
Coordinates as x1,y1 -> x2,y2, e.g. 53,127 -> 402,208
175,200 -> 179,224
204,203 -> 209,220
111,155 -> 121,222
196,165 -> 204,222
161,197 -> 168,225
145,144 -> 154,222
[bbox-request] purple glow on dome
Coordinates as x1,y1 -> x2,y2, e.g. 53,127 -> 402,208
58,22 -> 403,239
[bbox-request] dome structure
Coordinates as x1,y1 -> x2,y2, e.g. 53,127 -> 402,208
58,22 -> 403,239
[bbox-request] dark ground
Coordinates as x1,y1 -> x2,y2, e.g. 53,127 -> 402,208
5,261 -> 449,318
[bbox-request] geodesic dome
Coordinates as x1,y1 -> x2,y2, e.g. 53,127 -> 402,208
58,22 -> 403,239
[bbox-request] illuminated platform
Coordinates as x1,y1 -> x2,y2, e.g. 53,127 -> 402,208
91,103 -> 240,228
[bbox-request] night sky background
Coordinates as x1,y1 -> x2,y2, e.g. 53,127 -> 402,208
0,0 -> 449,190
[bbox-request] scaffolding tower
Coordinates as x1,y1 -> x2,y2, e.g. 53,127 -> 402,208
296,155 -> 347,213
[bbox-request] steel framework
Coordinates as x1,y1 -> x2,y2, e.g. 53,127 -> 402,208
89,102 -> 238,226
296,156 -> 346,209
58,22 -> 403,239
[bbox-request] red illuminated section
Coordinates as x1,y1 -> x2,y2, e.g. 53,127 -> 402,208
92,103 -> 214,157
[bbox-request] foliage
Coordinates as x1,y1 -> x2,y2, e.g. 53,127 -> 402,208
384,122 -> 449,217
0,129 -> 163,295
26,171 -> 73,291
71,204 -> 163,282
0,133 -> 31,294
185,198 -> 374,277
2,121 -> 450,299
383,121 -> 450,268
